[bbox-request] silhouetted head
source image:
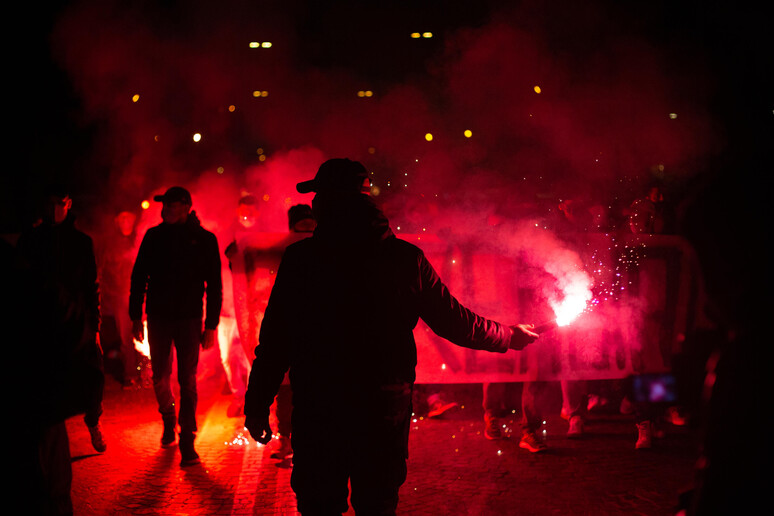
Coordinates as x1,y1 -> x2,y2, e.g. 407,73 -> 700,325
288,204 -> 316,232
154,186 -> 191,225
41,184 -> 72,225
236,194 -> 260,229
296,158 -> 371,196
115,210 -> 137,236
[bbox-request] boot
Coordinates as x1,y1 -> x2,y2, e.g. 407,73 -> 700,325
179,432 -> 200,466
161,416 -> 176,447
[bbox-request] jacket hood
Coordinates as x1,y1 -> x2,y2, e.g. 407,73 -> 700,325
312,193 -> 394,244
186,210 -> 202,228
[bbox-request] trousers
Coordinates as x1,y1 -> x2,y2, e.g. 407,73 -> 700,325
147,318 -> 201,434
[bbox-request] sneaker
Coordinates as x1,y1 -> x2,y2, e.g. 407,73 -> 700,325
179,434 -> 200,466
484,413 -> 504,440
87,423 -> 107,453
161,420 -> 176,447
636,421 -> 652,449
567,415 -> 584,439
270,436 -> 293,460
519,430 -> 548,453
427,396 -> 459,418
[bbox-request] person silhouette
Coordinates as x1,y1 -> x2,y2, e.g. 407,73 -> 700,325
244,158 -> 538,515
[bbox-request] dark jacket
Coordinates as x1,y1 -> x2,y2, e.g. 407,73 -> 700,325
16,215 -> 102,426
129,211 -> 222,329
244,194 -> 511,421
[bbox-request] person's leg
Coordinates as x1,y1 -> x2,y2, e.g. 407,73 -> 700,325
520,381 -> 548,452
271,378 -> 294,460
175,319 -> 202,436
219,318 -> 250,416
350,452 -> 406,516
290,422 -> 350,514
483,382 -> 506,439
37,422 -> 73,516
349,385 -> 411,516
147,319 -> 177,443
115,297 -> 139,387
561,379 -> 587,438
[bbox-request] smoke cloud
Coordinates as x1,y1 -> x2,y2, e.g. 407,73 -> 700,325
47,0 -> 721,367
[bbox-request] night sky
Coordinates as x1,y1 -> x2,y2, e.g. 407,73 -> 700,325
5,0 -> 772,328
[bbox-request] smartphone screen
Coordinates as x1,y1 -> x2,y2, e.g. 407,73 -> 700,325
632,373 -> 677,403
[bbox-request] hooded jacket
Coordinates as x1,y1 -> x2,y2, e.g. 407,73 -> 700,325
129,211 -> 222,329
244,193 -> 512,420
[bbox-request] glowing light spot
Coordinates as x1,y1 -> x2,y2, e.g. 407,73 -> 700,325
464,129 -> 472,138
141,200 -> 150,210
217,167 -> 225,175
410,32 -> 421,38
228,105 -> 236,112
249,41 -> 260,48
425,133 -> 433,141
262,194 -> 270,202
367,146 -> 376,154
132,94 -> 140,103
193,133 -> 202,142
422,32 -> 433,38
441,363 -> 447,370
256,147 -> 264,155
258,154 -> 266,161
534,85 -> 542,94
253,90 -> 269,97
669,112 -> 678,119
262,41 -> 272,48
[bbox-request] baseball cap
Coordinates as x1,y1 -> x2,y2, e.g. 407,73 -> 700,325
153,186 -> 192,205
296,158 -> 371,194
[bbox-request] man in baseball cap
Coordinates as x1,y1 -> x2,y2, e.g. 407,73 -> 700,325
153,186 -> 192,205
131,185 -> 222,466
245,158 -> 538,513
296,158 -> 372,195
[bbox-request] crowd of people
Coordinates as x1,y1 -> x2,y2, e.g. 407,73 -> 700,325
10,158 -> 737,515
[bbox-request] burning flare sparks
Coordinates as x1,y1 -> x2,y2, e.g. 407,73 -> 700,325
543,259 -> 594,330
549,278 -> 593,327
133,320 -> 150,358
